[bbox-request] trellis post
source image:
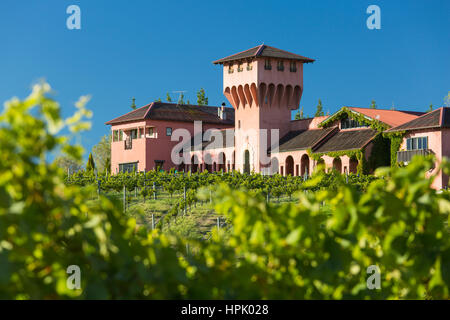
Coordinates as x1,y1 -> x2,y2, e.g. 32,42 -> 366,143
123,184 -> 126,213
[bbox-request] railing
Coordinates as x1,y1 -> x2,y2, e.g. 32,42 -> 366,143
397,149 -> 431,163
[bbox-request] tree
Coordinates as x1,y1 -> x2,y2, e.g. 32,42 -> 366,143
86,152 -> 95,172
130,97 -> 136,110
294,106 -> 305,120
166,92 -> 172,102
444,91 -> 450,107
428,104 -> 433,112
92,134 -> 111,173
53,156 -> 83,174
155,98 -> 162,102
104,156 -> 111,174
178,93 -> 185,105
197,88 -> 208,105
370,100 -> 377,109
314,99 -> 324,117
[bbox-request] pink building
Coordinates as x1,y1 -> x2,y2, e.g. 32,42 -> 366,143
106,44 -> 449,189
105,102 -> 234,173
385,107 -> 450,189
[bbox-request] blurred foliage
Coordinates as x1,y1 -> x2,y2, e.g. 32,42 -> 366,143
0,83 -> 448,299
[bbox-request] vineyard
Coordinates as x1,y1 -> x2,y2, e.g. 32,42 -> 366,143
65,169 -> 380,238
1,84 -> 449,299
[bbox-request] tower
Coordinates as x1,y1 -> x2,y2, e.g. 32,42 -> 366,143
213,44 -> 314,173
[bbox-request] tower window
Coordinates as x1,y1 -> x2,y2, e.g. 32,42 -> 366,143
264,59 -> 272,70
228,65 -> 234,74
166,127 -> 172,136
237,63 -> 243,72
246,62 -> 253,71
238,120 -> 241,129
277,61 -> 284,71
290,61 -> 297,72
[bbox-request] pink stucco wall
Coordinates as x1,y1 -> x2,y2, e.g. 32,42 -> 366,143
399,129 -> 447,189
110,119 -> 232,174
222,57 -> 306,173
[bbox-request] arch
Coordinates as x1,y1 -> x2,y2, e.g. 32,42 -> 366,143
232,150 -> 236,171
300,154 -> 310,177
292,85 -> 302,109
285,156 -> 294,176
284,85 -> 293,107
191,155 -> 199,173
244,84 -> 253,107
231,86 -> 240,109
204,153 -> 213,172
259,82 -> 267,107
267,83 -> 275,107
177,161 -> 185,172
237,85 -> 247,107
218,152 -> 226,172
271,157 -> 279,175
224,87 -> 235,109
316,158 -> 325,172
349,156 -> 358,173
333,157 -> 342,173
275,84 -> 284,107
250,83 -> 259,106
243,150 -> 250,174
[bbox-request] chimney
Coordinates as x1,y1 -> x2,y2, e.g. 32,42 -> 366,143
218,102 -> 226,120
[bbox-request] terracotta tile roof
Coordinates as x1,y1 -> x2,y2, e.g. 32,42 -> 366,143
105,102 -> 235,125
213,44 -> 315,65
347,107 -> 424,128
386,107 -> 450,132
313,129 -> 378,153
278,127 -> 336,152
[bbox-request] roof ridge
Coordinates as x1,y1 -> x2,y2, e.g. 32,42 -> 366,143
255,44 -> 265,56
143,102 -> 155,119
212,45 -> 261,64
264,45 -> 314,61
104,103 -> 151,124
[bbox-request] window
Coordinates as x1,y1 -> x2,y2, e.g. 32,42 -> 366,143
238,120 -> 241,129
147,127 -> 155,138
129,129 -> 137,139
119,162 -> 138,173
290,61 -> 297,72
406,137 -> 428,151
246,62 -> 253,71
264,59 -> 272,70
237,63 -> 243,72
119,130 -> 123,141
228,65 -> 234,74
166,127 -> 172,136
139,128 -> 144,138
113,130 -> 118,142
277,60 -> 284,71
340,117 -> 369,129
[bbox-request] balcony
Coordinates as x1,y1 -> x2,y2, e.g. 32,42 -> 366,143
397,149 -> 431,163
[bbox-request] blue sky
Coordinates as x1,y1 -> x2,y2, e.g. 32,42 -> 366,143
0,0 -> 449,159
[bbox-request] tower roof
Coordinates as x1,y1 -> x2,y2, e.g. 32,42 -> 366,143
213,44 -> 315,65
